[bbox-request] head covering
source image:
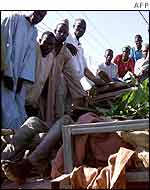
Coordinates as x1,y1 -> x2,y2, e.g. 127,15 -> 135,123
122,45 -> 131,52
74,18 -> 86,27
135,34 -> 142,40
57,19 -> 69,29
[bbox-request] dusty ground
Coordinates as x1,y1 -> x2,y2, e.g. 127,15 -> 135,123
1,177 -> 52,189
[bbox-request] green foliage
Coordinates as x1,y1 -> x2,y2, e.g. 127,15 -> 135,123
106,79 -> 149,119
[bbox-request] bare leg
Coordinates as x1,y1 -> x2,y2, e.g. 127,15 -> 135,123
28,115 -> 73,163
2,117 -> 49,161
1,115 -> 74,184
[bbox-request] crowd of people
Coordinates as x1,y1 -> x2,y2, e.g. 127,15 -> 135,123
1,11 -> 149,187
97,35 -> 149,83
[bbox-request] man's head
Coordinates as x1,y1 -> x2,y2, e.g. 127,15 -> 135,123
142,43 -> 149,59
104,49 -> 113,65
39,31 -> 56,57
135,34 -> 143,50
73,18 -> 86,39
122,46 -> 131,61
28,11 -> 47,25
54,19 -> 69,43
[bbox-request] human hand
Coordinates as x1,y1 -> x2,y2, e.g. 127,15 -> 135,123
66,43 -> 78,56
98,71 -> 112,83
94,78 -> 106,87
3,76 -> 14,91
16,78 -> 23,94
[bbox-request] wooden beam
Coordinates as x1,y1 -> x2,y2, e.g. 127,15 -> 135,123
92,87 -> 137,103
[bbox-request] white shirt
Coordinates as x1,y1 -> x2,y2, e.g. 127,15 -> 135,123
65,33 -> 92,90
65,33 -> 87,78
134,58 -> 149,76
97,62 -> 118,79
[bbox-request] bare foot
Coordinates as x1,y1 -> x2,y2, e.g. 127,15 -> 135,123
1,159 -> 33,185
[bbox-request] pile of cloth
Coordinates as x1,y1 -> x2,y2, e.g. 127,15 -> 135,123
51,113 -> 149,189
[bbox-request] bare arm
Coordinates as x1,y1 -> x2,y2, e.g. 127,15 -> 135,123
65,43 -> 78,56
84,67 -> 105,86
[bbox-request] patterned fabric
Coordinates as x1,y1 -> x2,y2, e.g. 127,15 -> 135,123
114,54 -> 135,78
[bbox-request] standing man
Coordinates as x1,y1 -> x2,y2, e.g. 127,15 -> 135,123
65,18 -> 105,91
130,34 -> 143,63
1,11 -> 47,129
25,31 -> 56,114
39,19 -> 86,123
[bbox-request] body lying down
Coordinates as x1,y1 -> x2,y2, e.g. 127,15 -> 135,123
51,113 -> 148,189
1,113 -> 148,189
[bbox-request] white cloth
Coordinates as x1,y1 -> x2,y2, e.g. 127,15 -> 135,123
97,62 -> 118,79
65,33 -> 87,79
134,57 -> 149,76
65,33 -> 91,90
1,13 -> 37,129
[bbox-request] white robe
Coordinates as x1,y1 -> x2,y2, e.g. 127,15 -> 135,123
1,13 -> 37,129
65,33 -> 92,91
134,57 -> 149,77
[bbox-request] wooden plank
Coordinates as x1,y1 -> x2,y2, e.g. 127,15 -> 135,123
92,87 -> 137,103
